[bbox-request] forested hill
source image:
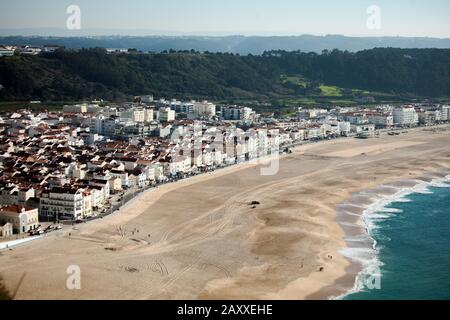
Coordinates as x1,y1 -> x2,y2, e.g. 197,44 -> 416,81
1,48 -> 450,102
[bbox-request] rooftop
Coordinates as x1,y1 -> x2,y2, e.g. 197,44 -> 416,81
0,205 -> 35,214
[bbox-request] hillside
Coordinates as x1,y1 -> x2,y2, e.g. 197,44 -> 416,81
0,48 -> 450,104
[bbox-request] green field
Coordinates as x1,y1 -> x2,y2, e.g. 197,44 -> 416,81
319,85 -> 343,97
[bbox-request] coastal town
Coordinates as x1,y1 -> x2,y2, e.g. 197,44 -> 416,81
2,0 -> 450,306
0,96 -> 449,242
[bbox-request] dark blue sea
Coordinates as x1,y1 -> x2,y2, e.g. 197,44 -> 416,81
344,180 -> 450,300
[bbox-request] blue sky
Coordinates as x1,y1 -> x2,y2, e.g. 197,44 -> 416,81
0,0 -> 450,37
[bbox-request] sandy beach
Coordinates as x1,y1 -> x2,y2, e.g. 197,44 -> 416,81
0,126 -> 449,300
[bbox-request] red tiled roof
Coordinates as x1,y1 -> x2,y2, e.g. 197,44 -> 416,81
0,205 -> 35,213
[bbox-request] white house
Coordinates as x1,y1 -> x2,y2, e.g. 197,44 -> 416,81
0,222 -> 13,238
110,170 -> 129,188
0,205 -> 39,234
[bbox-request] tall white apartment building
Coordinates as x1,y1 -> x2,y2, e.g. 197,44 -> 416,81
222,106 -> 254,121
121,108 -> 146,123
144,108 -> 155,122
393,106 -> 419,127
193,101 -> 216,119
441,105 -> 450,121
159,108 -> 176,122
176,103 -> 194,115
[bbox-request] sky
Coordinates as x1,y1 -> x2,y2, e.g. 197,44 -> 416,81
0,0 -> 450,37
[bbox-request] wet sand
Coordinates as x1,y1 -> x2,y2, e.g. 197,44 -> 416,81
0,126 -> 449,300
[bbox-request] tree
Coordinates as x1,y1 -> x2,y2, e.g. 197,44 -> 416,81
1,48 -> 450,102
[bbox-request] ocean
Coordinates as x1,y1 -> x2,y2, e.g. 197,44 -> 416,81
343,176 -> 450,300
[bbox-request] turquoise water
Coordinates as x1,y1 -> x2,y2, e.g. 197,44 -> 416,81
345,183 -> 450,300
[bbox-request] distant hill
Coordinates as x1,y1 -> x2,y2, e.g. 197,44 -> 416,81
1,48 -> 450,103
2,35 -> 450,55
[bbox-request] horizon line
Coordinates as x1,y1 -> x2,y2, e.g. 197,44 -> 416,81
1,30 -> 450,40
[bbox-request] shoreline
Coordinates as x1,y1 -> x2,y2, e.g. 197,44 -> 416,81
312,169 -> 450,300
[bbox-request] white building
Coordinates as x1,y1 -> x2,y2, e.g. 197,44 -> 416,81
0,222 -> 13,238
393,106 -> 419,127
193,101 -> 216,119
0,46 -> 15,57
341,113 -> 368,125
222,106 -> 255,121
19,46 -> 42,55
441,105 -> 450,121
298,108 -> 328,120
159,108 -> 176,122
110,170 -> 130,188
338,122 -> 351,136
0,186 -> 35,206
121,108 -> 146,123
63,104 -> 88,114
166,155 -> 192,176
88,180 -> 110,206
175,103 -> 194,115
40,187 -> 89,220
97,106 -> 119,117
367,113 -> 394,128
109,177 -> 123,194
419,110 -> 442,125
144,109 -> 155,122
353,124 -> 376,137
0,205 -> 39,234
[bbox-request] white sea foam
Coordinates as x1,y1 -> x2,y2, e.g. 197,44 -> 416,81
370,213 -> 395,220
393,197 -> 412,203
334,171 -> 450,300
340,247 -> 379,265
429,180 -> 450,188
378,207 -> 403,213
